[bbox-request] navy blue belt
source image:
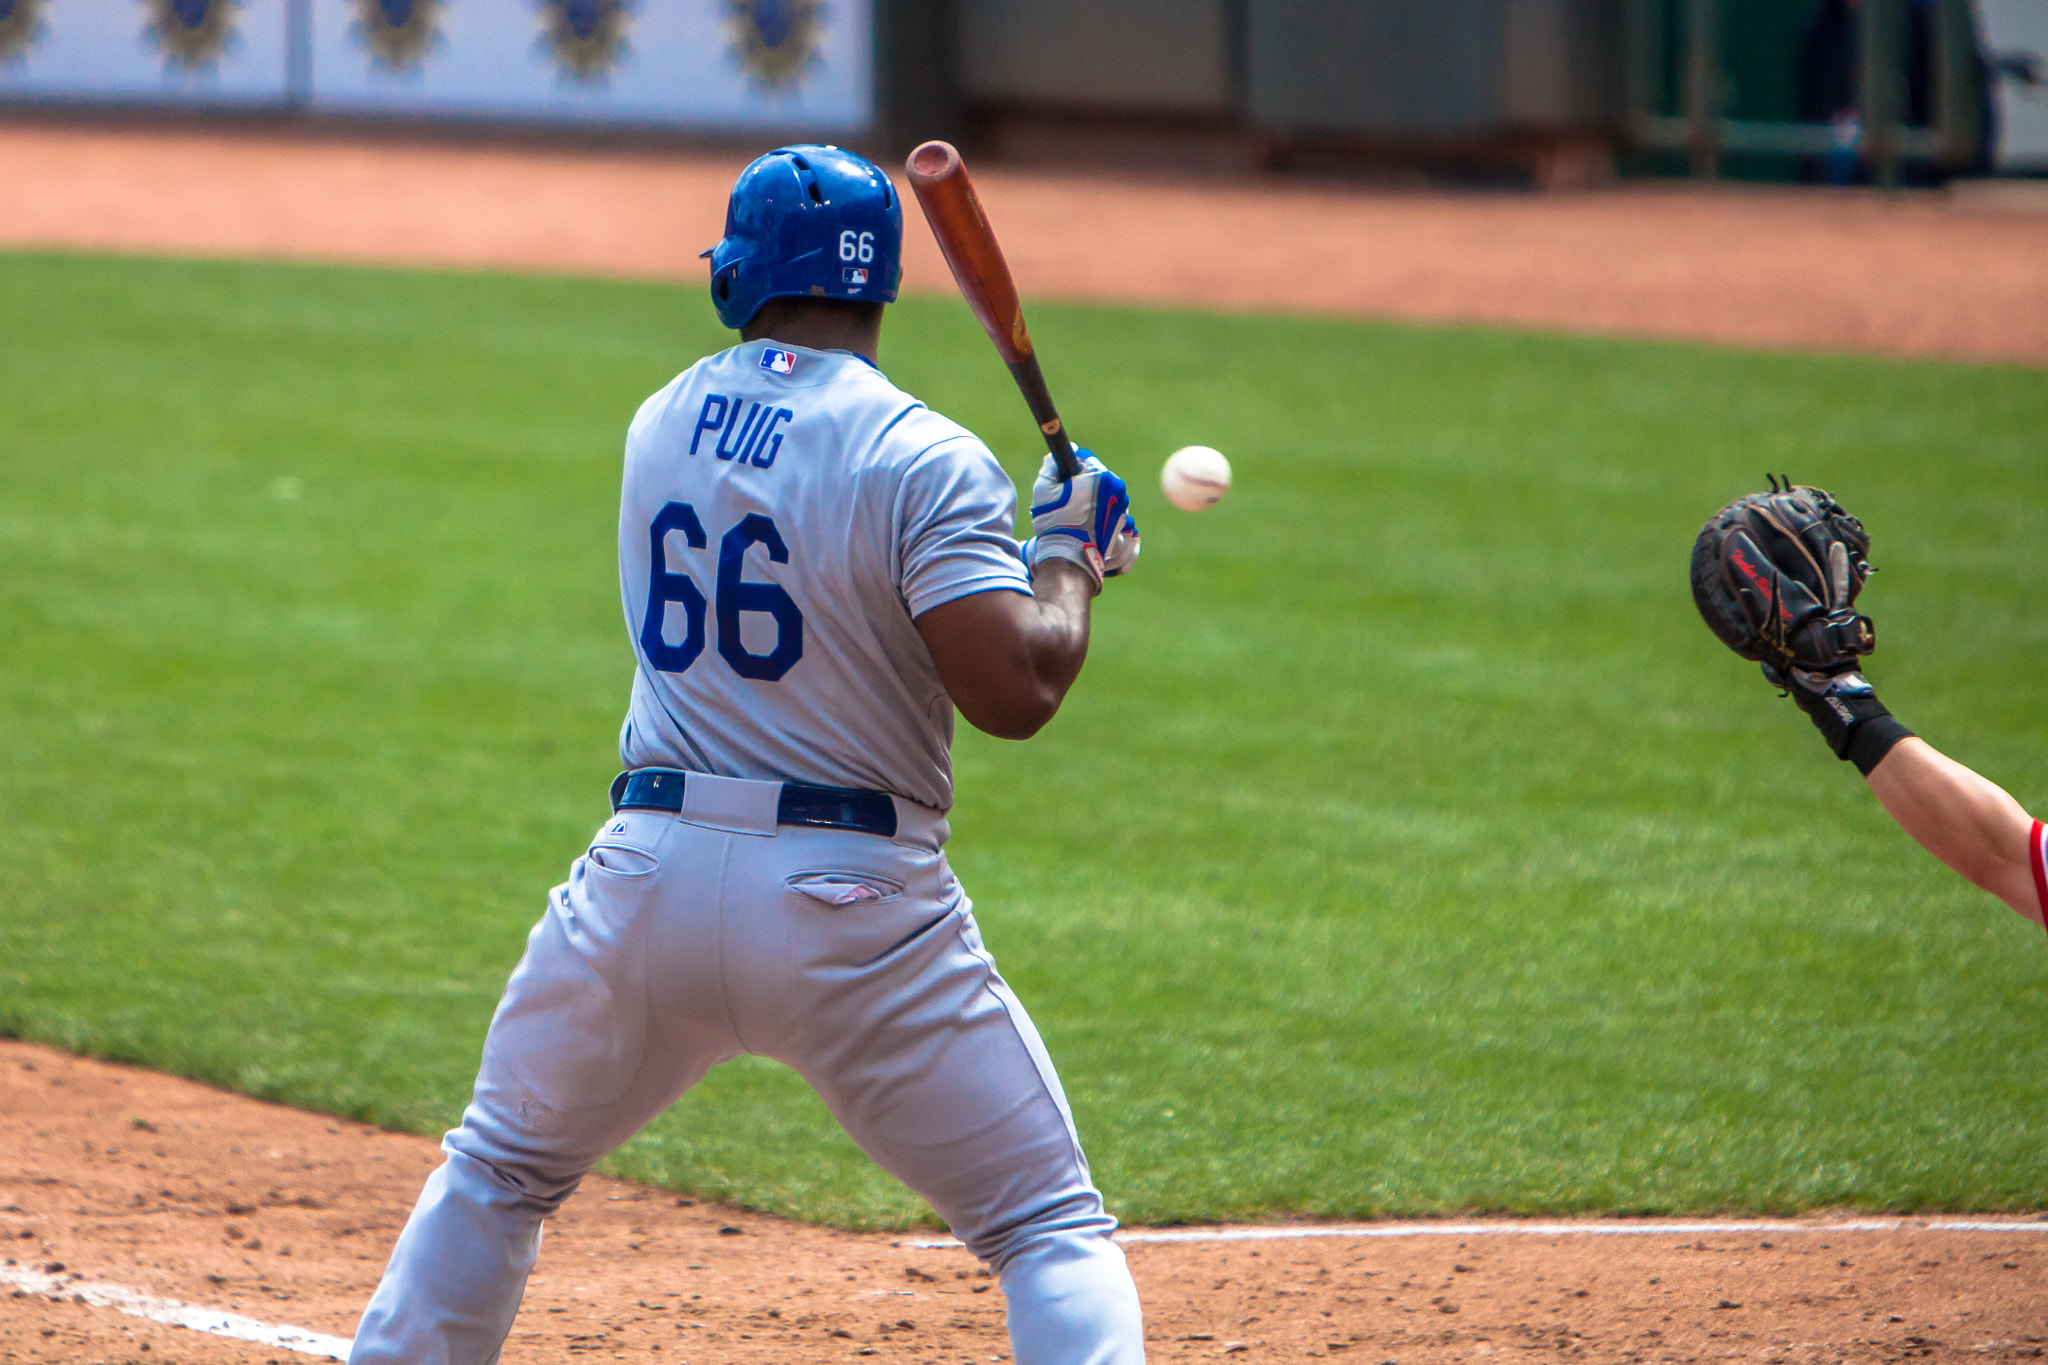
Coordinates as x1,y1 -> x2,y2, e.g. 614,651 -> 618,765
609,769 -> 898,838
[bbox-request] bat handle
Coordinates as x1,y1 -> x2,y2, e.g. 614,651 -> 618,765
1007,353 -> 1082,480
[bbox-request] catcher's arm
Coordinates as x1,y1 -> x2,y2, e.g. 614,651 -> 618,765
1692,481 -> 2046,929
1865,740 -> 2045,927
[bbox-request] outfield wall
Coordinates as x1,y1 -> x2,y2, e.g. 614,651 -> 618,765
0,0 -> 874,133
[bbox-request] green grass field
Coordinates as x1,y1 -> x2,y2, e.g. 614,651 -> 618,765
2,251 -> 2043,1228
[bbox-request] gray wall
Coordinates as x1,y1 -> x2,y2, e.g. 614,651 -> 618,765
957,0 -> 1238,112
1502,0 -> 1616,126
958,0 -> 1617,136
1249,0 -> 1614,134
1248,0 -> 1503,132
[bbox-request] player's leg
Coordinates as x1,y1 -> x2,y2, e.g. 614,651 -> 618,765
814,907 -> 1143,1365
731,823 -> 1144,1365
350,810 -> 739,1365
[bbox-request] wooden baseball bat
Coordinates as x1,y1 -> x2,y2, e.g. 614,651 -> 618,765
904,140 -> 1081,481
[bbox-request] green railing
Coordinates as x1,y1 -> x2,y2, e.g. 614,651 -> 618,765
1625,0 -> 1986,184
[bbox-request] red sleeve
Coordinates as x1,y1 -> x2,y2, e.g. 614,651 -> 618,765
2031,820 -> 2048,930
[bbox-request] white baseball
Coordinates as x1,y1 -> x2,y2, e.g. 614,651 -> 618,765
1160,446 -> 1231,512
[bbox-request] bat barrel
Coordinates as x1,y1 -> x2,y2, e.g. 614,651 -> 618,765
905,140 -> 1080,481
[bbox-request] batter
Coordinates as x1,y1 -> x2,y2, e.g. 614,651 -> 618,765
348,145 -> 1144,1365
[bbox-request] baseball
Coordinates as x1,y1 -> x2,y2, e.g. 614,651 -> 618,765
1160,445 -> 1231,512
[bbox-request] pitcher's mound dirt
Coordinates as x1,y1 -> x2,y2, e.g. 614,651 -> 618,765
1,123 -> 2044,365
4,1040 -> 2046,1364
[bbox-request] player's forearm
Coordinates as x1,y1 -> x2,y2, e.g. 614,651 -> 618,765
983,560 -> 1093,739
913,564 -> 1094,741
1865,738 -> 2043,925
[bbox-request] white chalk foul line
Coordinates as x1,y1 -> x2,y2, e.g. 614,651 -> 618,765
12,1218 -> 2046,1354
904,1217 -> 2048,1250
0,1262 -> 352,1360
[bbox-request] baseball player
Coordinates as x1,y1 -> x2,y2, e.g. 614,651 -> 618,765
348,145 -> 1145,1365
1693,481 -> 2046,928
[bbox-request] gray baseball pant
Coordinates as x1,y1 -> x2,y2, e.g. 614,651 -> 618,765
347,773 -> 1145,1365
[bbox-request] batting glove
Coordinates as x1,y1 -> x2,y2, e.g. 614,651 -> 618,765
1102,511 -> 1141,579
1023,450 -> 1134,594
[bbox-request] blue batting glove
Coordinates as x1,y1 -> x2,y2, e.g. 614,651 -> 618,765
1025,449 -> 1131,592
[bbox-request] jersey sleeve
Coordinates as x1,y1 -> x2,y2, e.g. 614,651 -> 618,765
896,435 -> 1032,618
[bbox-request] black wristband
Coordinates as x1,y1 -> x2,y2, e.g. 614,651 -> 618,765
1780,669 -> 1910,765
1847,714 -> 1916,777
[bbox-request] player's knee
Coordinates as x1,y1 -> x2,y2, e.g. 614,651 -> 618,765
968,1188 -> 1118,1274
438,1134 -> 587,1217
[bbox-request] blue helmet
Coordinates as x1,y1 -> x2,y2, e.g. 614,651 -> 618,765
703,145 -> 903,330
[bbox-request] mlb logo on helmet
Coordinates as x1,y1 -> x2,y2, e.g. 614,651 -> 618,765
761,347 -> 798,375
842,266 -> 869,285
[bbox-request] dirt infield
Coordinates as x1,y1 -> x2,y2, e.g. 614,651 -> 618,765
2,122 -> 2045,364
6,1040 -> 2048,1364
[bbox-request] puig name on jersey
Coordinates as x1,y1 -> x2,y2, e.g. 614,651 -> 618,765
692,395 -> 795,470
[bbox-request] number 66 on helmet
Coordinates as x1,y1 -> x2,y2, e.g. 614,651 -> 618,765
701,144 -> 904,330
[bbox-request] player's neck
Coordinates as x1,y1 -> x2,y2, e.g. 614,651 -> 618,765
741,300 -> 883,364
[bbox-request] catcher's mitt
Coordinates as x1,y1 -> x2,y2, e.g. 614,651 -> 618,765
1690,476 -> 1876,678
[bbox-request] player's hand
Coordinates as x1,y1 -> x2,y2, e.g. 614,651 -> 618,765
1020,509 -> 1140,584
1101,511 -> 1140,578
1024,449 -> 1131,594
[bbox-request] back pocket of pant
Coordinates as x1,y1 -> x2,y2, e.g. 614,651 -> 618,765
588,843 -> 660,877
787,870 -> 904,906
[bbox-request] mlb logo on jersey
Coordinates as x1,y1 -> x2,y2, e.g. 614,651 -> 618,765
842,267 -> 869,285
761,348 -> 798,375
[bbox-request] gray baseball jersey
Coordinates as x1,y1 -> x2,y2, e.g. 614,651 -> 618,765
616,338 -> 1031,812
